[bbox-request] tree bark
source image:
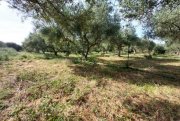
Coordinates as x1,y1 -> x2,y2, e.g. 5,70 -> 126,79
118,49 -> 121,57
126,45 -> 130,68
148,50 -> 151,56
117,44 -> 122,57
54,51 -> 58,56
42,50 -> 45,54
133,48 -> 136,55
83,47 -> 90,61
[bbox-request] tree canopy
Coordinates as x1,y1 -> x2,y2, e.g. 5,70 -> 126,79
119,0 -> 180,42
4,0 -> 179,58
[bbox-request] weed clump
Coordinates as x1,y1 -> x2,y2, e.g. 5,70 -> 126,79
16,70 -> 48,82
50,78 -> 76,95
0,102 -> 8,110
144,55 -> 153,59
0,89 -> 13,100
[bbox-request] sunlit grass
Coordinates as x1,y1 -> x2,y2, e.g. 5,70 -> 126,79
0,52 -> 179,120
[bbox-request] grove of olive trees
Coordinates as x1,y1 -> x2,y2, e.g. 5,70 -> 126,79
0,0 -> 179,120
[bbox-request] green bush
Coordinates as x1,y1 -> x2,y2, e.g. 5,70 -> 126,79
0,48 -> 17,61
19,54 -> 33,60
144,55 -> 152,59
50,78 -> 76,95
154,46 -> 166,54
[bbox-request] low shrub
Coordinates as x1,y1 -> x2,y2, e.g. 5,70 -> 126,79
0,48 -> 17,61
144,55 -> 152,59
154,46 -> 166,55
18,53 -> 35,60
50,78 -> 76,95
17,70 -> 48,82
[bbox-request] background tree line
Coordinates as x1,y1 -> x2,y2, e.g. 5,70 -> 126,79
0,41 -> 22,51
1,0 -> 179,59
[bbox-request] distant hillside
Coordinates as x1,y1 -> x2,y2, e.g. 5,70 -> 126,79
0,41 -> 22,51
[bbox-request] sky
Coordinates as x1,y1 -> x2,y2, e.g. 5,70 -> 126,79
0,1 -> 33,45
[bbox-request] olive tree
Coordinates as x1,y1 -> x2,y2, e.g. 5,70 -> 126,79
7,0 -> 118,60
23,33 -> 47,53
123,25 -> 139,67
119,0 -> 180,43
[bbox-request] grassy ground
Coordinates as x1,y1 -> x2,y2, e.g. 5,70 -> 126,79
0,52 -> 180,121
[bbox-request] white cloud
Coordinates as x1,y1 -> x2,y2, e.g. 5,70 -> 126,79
0,1 -> 33,45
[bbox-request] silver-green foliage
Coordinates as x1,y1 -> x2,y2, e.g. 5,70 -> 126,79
0,48 -> 17,61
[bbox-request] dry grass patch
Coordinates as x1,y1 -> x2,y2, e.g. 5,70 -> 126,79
0,53 -> 179,121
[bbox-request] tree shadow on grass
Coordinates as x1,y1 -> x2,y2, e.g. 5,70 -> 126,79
97,56 -> 180,68
69,57 -> 180,87
122,93 -> 180,120
35,53 -> 83,63
37,53 -> 180,87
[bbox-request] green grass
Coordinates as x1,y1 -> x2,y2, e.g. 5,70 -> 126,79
0,89 -> 13,100
0,47 -> 17,61
0,52 -> 179,120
